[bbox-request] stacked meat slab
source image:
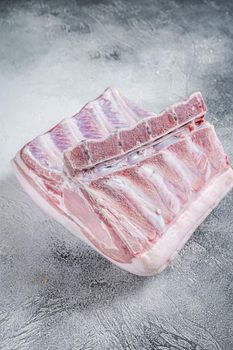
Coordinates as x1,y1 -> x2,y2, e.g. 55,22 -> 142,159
12,87 -> 233,275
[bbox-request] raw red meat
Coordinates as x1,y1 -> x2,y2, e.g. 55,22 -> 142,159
12,87 -> 233,275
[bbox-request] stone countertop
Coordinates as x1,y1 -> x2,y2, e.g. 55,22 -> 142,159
0,1 -> 233,349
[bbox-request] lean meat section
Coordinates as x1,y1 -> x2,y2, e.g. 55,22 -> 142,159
12,87 -> 233,275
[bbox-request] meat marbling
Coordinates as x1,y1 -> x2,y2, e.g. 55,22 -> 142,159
12,87 -> 233,276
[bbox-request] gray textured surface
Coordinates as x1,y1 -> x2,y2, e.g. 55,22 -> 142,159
0,0 -> 233,349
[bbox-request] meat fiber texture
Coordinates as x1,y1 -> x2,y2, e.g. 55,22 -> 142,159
12,87 -> 233,276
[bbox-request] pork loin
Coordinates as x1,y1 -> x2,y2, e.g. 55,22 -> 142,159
12,87 -> 233,275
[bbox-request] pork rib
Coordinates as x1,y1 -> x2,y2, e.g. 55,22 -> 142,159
12,87 -> 233,275
64,91 -> 206,174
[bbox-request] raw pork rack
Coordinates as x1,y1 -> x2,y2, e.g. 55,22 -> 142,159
12,88 -> 233,276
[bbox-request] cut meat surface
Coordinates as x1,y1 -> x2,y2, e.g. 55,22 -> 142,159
12,87 -> 233,275
119,121 -> 150,152
173,92 -> 206,124
64,90 -> 207,174
147,110 -> 177,138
